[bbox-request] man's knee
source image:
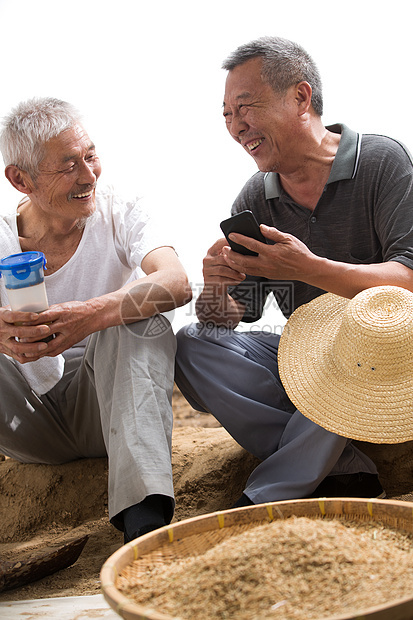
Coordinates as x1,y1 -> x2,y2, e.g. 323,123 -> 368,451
176,322 -> 197,343
86,317 -> 176,381
129,316 -> 177,364
95,315 -> 175,351
176,323 -> 209,362
125,315 -> 174,342
176,322 -> 229,349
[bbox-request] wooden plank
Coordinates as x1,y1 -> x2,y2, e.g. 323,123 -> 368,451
0,533 -> 88,592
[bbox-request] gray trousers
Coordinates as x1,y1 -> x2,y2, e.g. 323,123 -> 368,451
0,316 -> 176,525
175,324 -> 377,504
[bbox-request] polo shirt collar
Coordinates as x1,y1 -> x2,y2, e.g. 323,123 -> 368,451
264,123 -> 362,199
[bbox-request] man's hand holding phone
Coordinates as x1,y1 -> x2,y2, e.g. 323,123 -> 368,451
220,210 -> 267,256
221,212 -> 320,284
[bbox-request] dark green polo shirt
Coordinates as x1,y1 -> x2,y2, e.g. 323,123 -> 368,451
228,124 -> 413,320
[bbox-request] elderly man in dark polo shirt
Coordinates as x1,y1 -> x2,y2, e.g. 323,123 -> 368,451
175,36 -> 413,507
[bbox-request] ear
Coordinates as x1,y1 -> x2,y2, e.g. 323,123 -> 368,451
4,165 -> 34,194
295,81 -> 313,116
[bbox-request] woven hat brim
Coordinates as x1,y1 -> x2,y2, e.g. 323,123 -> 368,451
278,293 -> 413,444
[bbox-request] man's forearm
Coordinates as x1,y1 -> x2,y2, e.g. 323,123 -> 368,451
88,270 -> 192,331
307,256 -> 413,299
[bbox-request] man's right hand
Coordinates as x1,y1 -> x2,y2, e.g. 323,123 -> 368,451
202,237 -> 246,288
0,307 -> 50,363
195,238 -> 247,327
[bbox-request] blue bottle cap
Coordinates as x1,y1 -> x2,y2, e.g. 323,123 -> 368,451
0,251 -> 47,289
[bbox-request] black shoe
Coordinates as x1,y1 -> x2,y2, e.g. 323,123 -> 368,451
122,494 -> 173,544
124,522 -> 165,544
309,472 -> 386,499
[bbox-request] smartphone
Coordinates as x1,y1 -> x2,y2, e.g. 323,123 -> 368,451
220,210 -> 267,256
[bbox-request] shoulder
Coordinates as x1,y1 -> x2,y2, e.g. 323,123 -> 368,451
232,172 -> 267,213
355,134 -> 413,192
361,134 -> 413,167
240,171 -> 266,193
95,185 -> 149,222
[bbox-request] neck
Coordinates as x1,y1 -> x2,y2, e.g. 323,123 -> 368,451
17,198 -> 86,237
279,124 -> 341,210
16,199 -> 88,273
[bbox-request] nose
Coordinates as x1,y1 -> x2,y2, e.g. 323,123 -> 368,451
78,158 -> 101,185
228,111 -> 248,141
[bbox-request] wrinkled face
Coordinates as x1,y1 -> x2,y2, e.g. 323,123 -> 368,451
28,124 -> 101,222
223,58 -> 299,174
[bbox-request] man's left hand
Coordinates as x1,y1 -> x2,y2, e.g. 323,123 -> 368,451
222,224 -> 316,281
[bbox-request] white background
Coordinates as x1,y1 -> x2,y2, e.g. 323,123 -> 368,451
0,0 -> 411,331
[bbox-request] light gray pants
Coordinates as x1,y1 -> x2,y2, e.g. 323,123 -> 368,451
175,324 -> 377,504
0,316 -> 176,525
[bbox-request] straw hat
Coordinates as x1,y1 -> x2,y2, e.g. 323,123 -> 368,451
278,286 -> 413,444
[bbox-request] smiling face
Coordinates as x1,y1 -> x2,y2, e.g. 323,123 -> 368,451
223,57 -> 301,174
27,124 -> 101,224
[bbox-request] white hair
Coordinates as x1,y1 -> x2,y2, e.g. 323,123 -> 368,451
0,97 -> 83,179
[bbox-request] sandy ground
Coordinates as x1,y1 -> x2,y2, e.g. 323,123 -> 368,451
1,384 -> 413,603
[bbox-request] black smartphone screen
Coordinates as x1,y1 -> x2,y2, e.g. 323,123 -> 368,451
220,210 -> 267,256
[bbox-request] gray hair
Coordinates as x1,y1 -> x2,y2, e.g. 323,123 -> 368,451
0,97 -> 83,179
222,36 -> 323,117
